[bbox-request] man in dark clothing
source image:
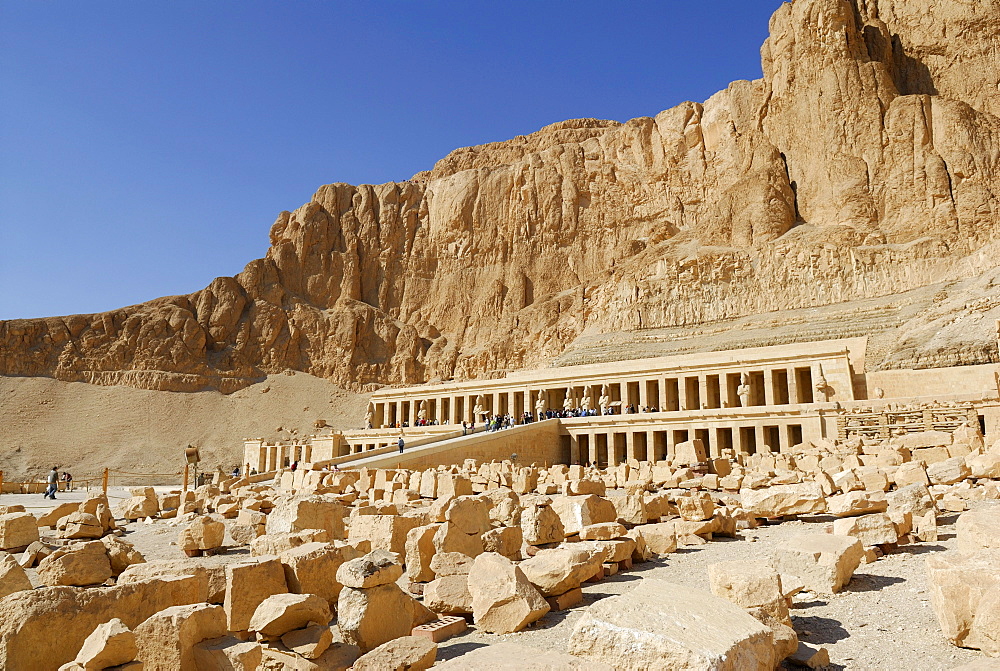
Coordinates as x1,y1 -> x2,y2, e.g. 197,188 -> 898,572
398,437 -> 405,454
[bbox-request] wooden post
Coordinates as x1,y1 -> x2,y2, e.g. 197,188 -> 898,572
102,468 -> 109,496
183,464 -> 189,493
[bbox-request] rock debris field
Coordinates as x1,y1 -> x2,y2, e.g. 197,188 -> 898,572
0,426 -> 998,670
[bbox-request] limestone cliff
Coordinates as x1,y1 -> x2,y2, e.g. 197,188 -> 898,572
2,0 -> 998,393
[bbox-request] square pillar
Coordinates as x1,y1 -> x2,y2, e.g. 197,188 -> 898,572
763,370 -> 776,406
588,432 -> 599,466
626,432 -> 637,462
720,374 -> 732,408
658,378 -> 669,411
638,380 -> 648,410
699,376 -> 709,410
677,379 -> 688,413
787,367 -> 799,405
755,425 -> 769,453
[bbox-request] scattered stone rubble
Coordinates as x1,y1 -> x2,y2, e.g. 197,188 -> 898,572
0,427 -> 997,669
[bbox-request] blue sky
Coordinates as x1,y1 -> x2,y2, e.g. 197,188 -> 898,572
0,1 -> 781,320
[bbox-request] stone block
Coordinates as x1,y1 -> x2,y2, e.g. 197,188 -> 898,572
772,534 -> 864,594
266,495 -> 346,540
348,514 -> 421,555
926,550 -> 1000,652
337,582 -> 416,653
404,524 -> 439,583
336,550 -> 403,588
0,552 -> 33,599
224,557 -> 288,632
519,501 -> 564,545
828,490 -> 888,517
279,541 -> 360,605
468,552 -> 549,634
352,635 -> 436,671
423,575 -> 472,614
0,512 -> 40,551
72,618 -> 136,670
134,603 -> 227,671
634,522 -> 677,555
482,526 -> 522,559
833,513 -> 899,547
280,624 -> 332,659
927,457 -> 971,486
192,635 -> 263,670
956,509 -> 1000,555
248,593 -> 331,638
519,546 -> 602,597
740,483 -> 825,518
550,495 -> 617,536
36,541 -> 112,587
567,580 -> 775,670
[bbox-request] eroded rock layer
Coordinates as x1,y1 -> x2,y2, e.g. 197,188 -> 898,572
2,0 -> 998,393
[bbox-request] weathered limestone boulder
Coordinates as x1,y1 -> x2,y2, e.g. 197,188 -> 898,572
405,524 -> 439,583
193,636 -> 264,670
893,461 -> 931,488
956,509 -> 1000,555
337,583 -> 418,653
224,557 -> 288,632
352,635 -> 437,671
434,641 -> 612,669
833,513 -> 899,547
336,550 -> 403,588
519,546 -> 601,596
250,529 -> 330,557
567,580 -> 775,670
673,439 -> 708,466
280,541 -> 360,605
828,491 -> 888,517
134,603 -> 227,670
120,495 -> 158,521
740,483 -> 825,518
634,522 -> 677,555
468,552 -> 549,634
610,493 -> 647,525
280,624 -> 332,659
61,512 -> 105,540
519,499 -> 564,545
349,514 -> 422,554
914,510 -> 939,543
550,495 -> 617,536
445,496 -> 492,535
579,522 -> 627,541
0,512 -> 40,551
101,536 -> 145,576
118,557 -> 226,603
485,488 -> 522,527
482,526 -> 523,559
927,457 -> 972,486
677,493 -> 715,521
969,453 -> 1000,479
926,550 -> 1000,653
887,483 -> 937,517
0,552 -> 33,599
625,527 -> 653,562
429,551 -> 473,577
708,561 -> 789,620
178,515 -> 225,555
36,541 -> 112,587
71,618 -> 137,670
432,521 -> 484,557
436,473 -> 473,499
772,534 -> 864,594
423,575 -> 473,614
266,495 -> 346,540
248,593 -> 331,638
0,574 -> 207,670
566,478 -> 606,496
37,502 -> 81,528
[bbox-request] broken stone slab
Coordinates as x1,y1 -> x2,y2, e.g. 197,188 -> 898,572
192,635 -> 264,670
567,579 -> 775,670
336,550 -> 403,588
265,495 -> 346,540
578,522 -> 627,540
482,526 -> 523,560
772,534 -> 864,594
177,515 -> 225,555
118,557 -> 228,604
224,557 -> 289,633
279,541 -> 361,606
550,495 -> 617,536
434,641 -> 610,669
280,623 -> 333,659
832,512 -> 899,547
518,546 -> 601,597
926,549 -> 1000,652
429,551 -> 473,577
337,582 -> 418,653
740,483 -> 826,518
36,541 -> 113,587
248,592 -> 331,640
134,603 -> 227,670
0,512 -> 40,551
423,575 -> 472,615
71,618 -> 137,670
0,551 -> 33,599
468,552 -> 550,634
404,524 -> 439,583
827,490 -> 888,517
519,501 -> 564,546
351,635 -> 436,671
956,509 -> 1000,555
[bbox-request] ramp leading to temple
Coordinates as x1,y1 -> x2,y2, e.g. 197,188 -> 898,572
333,419 -> 564,470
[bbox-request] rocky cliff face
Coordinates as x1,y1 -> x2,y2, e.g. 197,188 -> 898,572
2,0 -> 998,393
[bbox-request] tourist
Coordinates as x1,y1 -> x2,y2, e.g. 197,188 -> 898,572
45,466 -> 59,499
63,471 -> 73,491
290,461 -> 297,472
398,436 -> 405,454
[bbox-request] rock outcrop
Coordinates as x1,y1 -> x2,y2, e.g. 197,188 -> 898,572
1,0 -> 998,394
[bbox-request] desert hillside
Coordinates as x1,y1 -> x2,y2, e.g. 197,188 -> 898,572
1,0 -> 998,396
0,372 -> 368,481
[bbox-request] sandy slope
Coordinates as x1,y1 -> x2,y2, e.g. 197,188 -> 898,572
0,371 -> 369,482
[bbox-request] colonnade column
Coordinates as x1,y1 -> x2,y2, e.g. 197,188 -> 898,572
787,367 -> 800,405
763,369 -> 776,406
638,380 -> 648,410
699,376 -> 709,410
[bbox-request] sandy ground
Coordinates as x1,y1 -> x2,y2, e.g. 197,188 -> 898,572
0,372 -> 369,482
11,489 -> 995,669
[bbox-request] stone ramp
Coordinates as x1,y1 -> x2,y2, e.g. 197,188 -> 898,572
338,420 -> 563,470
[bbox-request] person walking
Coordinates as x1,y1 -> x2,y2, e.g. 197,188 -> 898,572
45,466 -> 59,499
398,436 -> 405,454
